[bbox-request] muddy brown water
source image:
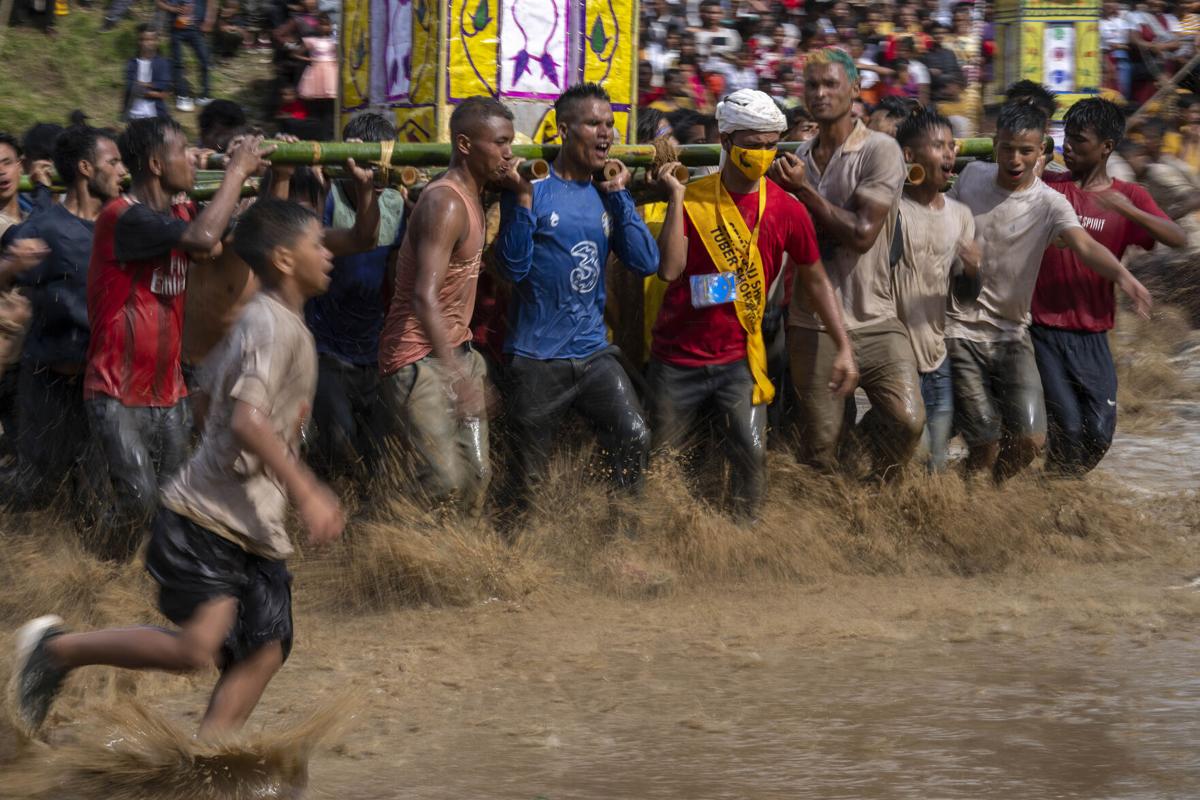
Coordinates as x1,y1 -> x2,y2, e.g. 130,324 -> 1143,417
310,632 -> 1200,800
5,402 -> 1200,798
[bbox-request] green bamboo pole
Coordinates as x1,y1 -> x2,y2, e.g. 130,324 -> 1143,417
207,138 -> 1006,169
18,170 -> 227,193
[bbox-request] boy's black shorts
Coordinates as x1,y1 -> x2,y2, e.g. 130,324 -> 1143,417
144,507 -> 294,669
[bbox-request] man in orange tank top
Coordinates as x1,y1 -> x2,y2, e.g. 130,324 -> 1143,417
377,98 -> 515,516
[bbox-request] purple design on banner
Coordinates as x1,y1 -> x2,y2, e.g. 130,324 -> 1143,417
509,0 -> 560,88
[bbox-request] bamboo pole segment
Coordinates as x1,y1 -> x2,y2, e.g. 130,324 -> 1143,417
600,160 -> 624,181
203,139 -> 1004,170
398,166 -> 422,186
518,159 -> 550,181
906,164 -> 926,186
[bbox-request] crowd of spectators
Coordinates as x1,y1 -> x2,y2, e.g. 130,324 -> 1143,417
6,0 -> 339,137
637,0 -> 1200,137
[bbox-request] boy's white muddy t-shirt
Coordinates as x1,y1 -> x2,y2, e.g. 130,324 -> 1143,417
946,162 -> 1081,342
161,292 -> 317,560
893,194 -> 975,373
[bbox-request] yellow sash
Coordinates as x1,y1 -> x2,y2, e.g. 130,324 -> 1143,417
682,173 -> 773,405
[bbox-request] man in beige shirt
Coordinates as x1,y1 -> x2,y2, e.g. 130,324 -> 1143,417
770,47 -> 924,477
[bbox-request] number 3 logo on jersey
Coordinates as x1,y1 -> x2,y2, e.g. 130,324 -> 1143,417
569,241 -> 601,293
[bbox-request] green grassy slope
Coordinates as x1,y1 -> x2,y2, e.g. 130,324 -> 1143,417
0,8 -> 272,139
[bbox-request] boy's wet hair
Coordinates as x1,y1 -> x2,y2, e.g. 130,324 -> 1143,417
199,99 -> 247,138
667,109 -> 711,143
786,105 -> 814,128
636,106 -> 667,144
1064,97 -> 1125,146
21,123 -> 63,162
450,96 -> 514,139
896,108 -> 953,149
874,95 -> 920,122
554,82 -> 611,126
1005,80 -> 1057,118
118,117 -> 185,181
54,126 -> 111,184
0,132 -> 22,158
233,198 -> 318,281
342,112 -> 396,143
997,100 -> 1048,136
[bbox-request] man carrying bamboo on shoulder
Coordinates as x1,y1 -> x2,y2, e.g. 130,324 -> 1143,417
649,89 -> 856,519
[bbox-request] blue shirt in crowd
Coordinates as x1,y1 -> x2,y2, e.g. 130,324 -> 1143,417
4,202 -> 94,366
305,187 -> 405,367
495,168 -> 659,360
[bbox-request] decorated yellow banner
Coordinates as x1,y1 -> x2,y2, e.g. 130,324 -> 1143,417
449,0 -> 499,101
1021,21 -> 1044,83
411,0 -> 438,105
581,0 -> 634,107
395,107 -> 437,142
341,0 -> 370,110
1075,20 -> 1099,90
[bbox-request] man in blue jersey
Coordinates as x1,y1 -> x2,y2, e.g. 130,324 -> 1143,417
495,83 -> 660,520
305,112 -> 397,482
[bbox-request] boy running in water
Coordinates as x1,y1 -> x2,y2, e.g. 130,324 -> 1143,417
9,198 -> 344,738
892,109 -> 981,471
1031,98 -> 1183,475
946,101 -> 1152,481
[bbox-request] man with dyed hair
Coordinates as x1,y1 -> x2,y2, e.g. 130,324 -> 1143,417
770,46 -> 923,479
650,88 -> 855,519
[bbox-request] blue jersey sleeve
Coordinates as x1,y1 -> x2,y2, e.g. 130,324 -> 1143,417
495,190 -> 536,283
602,189 -> 660,277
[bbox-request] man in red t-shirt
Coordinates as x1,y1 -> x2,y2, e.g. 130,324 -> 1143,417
86,117 -> 266,557
1031,98 -> 1184,475
650,89 -> 856,519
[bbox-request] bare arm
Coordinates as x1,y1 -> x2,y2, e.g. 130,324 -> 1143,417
1096,189 -> 1188,249
795,259 -> 858,396
323,160 -> 382,256
1062,227 -> 1153,318
411,188 -> 467,367
230,400 -> 344,544
180,136 -> 271,255
409,189 -> 482,416
771,153 -> 894,255
652,162 -> 688,282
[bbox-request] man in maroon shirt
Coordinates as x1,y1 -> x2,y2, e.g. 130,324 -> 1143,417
86,118 -> 267,558
650,89 -> 856,519
1031,98 -> 1184,475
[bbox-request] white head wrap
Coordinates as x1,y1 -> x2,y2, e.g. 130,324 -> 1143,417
716,89 -> 787,135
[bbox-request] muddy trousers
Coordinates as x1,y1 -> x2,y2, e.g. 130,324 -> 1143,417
0,363 -> 91,510
85,397 -> 192,560
789,319 -> 925,475
1030,325 -> 1117,475
648,359 -> 766,519
380,348 -> 491,516
502,348 -> 650,513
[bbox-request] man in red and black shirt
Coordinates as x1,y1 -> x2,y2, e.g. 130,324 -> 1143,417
86,117 -> 267,557
1031,98 -> 1184,475
650,89 -> 856,519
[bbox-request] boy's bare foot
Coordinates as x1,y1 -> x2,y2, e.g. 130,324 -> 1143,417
8,615 -> 69,737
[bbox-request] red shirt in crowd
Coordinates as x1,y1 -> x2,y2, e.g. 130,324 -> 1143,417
652,179 -> 819,367
85,195 -> 195,407
1032,173 -> 1169,332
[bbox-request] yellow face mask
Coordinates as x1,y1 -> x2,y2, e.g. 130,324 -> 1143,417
729,145 -> 776,182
